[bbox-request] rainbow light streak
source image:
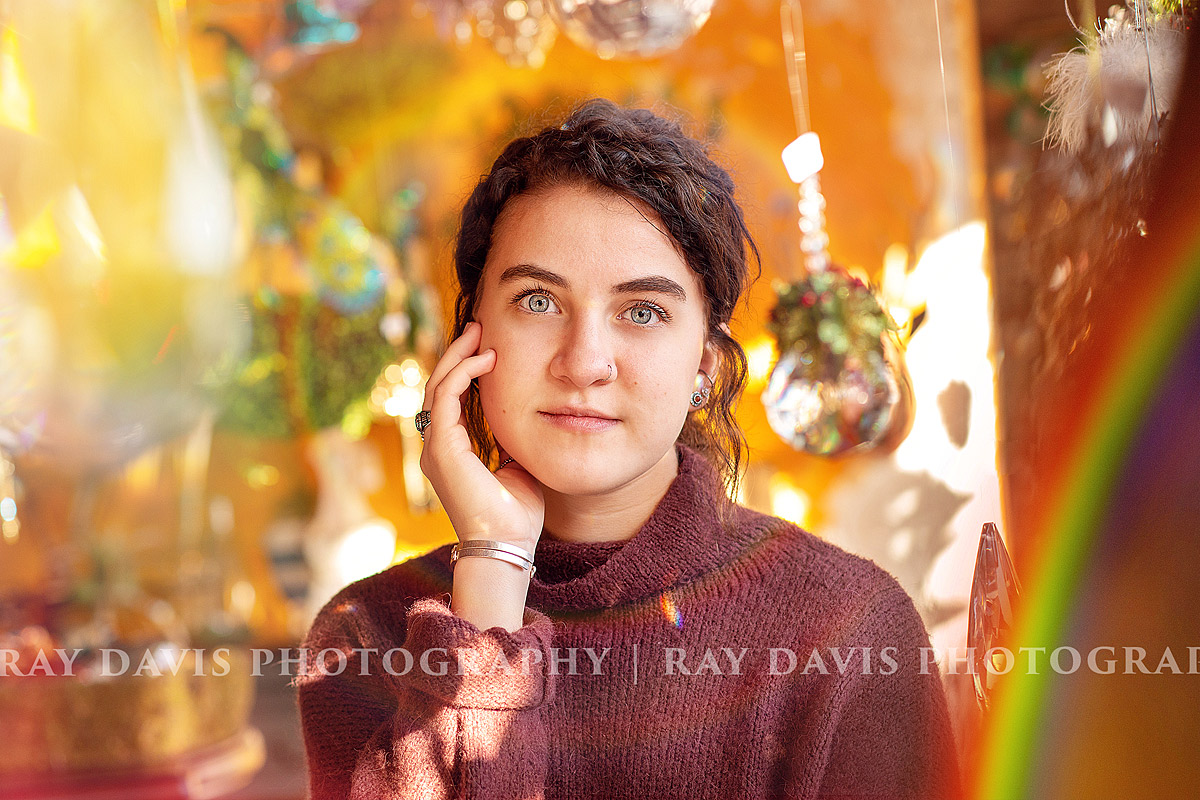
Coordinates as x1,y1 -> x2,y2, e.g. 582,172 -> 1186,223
975,179 -> 1200,797
659,592 -> 684,629
153,324 -> 179,363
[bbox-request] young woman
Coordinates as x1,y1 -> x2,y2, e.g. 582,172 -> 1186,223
297,99 -> 962,800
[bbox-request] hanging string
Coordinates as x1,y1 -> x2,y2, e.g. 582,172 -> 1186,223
1064,0 -> 1085,34
780,0 -> 811,136
779,0 -> 828,276
1132,0 -> 1162,146
931,0 -> 961,231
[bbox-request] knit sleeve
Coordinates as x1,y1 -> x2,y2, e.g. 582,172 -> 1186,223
295,591 -> 556,800
784,583 -> 964,800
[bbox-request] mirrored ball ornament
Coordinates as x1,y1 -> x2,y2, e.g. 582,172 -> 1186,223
546,0 -> 715,59
761,336 -> 912,457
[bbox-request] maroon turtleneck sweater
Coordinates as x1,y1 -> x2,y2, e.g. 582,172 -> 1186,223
296,445 -> 962,799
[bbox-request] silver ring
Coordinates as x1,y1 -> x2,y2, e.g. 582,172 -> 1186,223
497,456 -> 515,471
415,409 -> 431,440
606,364 -> 613,381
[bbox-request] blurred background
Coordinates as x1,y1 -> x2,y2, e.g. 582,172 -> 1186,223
1,0 -> 1197,798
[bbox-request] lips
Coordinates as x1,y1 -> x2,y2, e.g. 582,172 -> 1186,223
541,406 -> 618,420
538,407 -> 620,432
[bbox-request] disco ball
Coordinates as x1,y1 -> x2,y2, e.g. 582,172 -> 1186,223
547,0 -> 714,59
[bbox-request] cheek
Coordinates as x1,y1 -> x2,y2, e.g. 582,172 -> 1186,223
476,308 -> 523,397
626,351 -> 698,407
476,367 -> 507,414
477,344 -> 535,416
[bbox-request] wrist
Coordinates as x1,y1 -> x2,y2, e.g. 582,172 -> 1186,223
457,533 -> 540,555
450,556 -> 532,632
452,539 -> 537,577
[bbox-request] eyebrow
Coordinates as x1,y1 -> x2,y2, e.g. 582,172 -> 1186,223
497,264 -> 688,301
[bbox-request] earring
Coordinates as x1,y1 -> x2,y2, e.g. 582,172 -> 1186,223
690,371 -> 712,410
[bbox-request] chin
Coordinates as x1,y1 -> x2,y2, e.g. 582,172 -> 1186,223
542,469 -> 632,496
513,441 -> 674,497
514,448 -> 619,494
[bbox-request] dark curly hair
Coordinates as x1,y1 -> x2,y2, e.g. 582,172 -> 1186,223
451,98 -> 761,500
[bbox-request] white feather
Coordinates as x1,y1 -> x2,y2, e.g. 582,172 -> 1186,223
1044,15 -> 1187,153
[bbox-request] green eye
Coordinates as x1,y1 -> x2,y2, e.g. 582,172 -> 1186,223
528,295 -> 550,312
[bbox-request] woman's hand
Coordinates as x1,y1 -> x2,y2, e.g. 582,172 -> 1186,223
419,321 -> 545,553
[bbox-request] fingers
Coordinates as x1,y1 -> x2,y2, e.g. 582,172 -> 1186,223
425,348 -> 496,440
419,321 -> 488,445
423,322 -> 483,410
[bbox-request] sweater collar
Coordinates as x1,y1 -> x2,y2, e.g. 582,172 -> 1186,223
525,443 -> 760,611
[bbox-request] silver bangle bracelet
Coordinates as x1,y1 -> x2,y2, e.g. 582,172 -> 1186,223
451,539 -> 537,576
455,539 -> 536,561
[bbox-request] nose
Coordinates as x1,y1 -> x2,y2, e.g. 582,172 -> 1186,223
549,311 -> 615,388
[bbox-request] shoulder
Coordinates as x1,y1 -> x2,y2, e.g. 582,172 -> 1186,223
732,503 -> 902,593
728,504 -> 924,642
301,544 -> 456,651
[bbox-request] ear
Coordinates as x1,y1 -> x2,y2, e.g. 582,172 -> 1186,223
699,323 -> 730,380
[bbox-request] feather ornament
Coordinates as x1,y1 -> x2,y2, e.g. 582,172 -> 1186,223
1043,10 -> 1187,154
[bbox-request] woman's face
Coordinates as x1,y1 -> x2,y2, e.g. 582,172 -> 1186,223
474,182 -> 717,496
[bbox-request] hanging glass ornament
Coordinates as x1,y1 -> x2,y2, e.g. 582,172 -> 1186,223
761,133 -> 912,456
478,0 -> 558,68
761,2 -> 913,457
285,0 -> 361,48
202,48 -> 401,440
761,266 -> 912,456
419,0 -> 558,68
968,521 -> 1022,711
546,0 -> 714,59
299,198 -> 388,315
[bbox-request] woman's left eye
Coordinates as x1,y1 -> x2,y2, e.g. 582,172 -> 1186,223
626,304 -> 667,325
